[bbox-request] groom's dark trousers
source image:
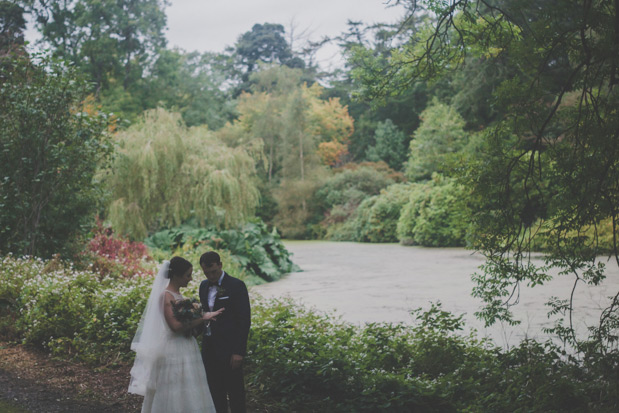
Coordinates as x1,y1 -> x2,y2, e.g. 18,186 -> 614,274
200,272 -> 251,413
202,345 -> 246,413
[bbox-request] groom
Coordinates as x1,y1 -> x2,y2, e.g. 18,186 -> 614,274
199,251 -> 251,413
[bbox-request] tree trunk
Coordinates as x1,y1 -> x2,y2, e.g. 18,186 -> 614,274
269,140 -> 274,182
299,131 -> 304,181
613,0 -> 619,86
124,47 -> 132,90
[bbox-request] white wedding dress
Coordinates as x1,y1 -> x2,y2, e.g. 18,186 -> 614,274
129,262 -> 215,413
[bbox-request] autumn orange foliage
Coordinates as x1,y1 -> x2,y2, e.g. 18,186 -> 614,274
318,140 -> 349,167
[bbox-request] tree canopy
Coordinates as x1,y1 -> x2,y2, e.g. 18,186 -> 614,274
353,0 -> 619,350
216,65 -> 354,237
406,100 -> 468,181
28,0 -> 167,92
236,23 -> 294,73
0,54 -> 112,257
0,0 -> 26,53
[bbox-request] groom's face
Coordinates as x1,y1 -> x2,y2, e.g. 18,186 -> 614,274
201,261 -> 222,283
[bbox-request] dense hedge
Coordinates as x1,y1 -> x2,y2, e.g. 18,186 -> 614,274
397,176 -> 470,247
351,183 -> 412,243
248,299 -> 618,412
0,255 -> 152,363
1,256 -> 617,411
317,163 -> 402,241
323,176 -> 471,247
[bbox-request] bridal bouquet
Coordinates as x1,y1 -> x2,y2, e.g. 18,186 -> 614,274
171,298 -> 203,323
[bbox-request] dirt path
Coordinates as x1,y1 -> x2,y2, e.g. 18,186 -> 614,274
0,342 -> 142,412
0,342 -> 264,412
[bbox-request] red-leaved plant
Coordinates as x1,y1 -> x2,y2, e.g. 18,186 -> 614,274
86,219 -> 152,278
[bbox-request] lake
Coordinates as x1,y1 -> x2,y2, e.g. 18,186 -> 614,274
251,241 -> 619,348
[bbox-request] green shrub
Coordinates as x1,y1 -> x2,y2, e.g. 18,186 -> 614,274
316,163 -> 400,211
145,219 -> 298,284
247,298 -> 618,412
0,255 -> 185,364
322,221 -> 360,242
2,256 -> 151,363
479,340 -> 592,412
247,298 -> 490,412
0,255 -> 47,339
318,163 -> 403,241
355,183 -> 412,243
17,268 -> 100,351
397,176 -> 470,247
70,277 -> 153,364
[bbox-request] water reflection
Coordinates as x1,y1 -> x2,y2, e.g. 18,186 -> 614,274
251,241 -> 619,349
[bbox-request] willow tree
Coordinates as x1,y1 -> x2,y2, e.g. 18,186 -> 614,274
104,109 -> 261,240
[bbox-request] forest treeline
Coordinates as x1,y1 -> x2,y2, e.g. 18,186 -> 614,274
1,0 -> 619,396
1,0 -> 489,252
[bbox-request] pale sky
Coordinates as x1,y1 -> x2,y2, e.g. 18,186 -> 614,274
25,0 -> 407,70
165,0 -> 406,69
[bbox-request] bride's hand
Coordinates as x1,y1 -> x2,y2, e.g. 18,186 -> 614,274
203,308 -> 224,321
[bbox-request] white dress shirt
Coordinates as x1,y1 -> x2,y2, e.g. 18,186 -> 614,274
207,271 -> 225,310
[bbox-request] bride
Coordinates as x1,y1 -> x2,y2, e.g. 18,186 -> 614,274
129,256 -> 224,413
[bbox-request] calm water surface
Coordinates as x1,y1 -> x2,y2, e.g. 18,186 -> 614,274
251,241 -> 619,348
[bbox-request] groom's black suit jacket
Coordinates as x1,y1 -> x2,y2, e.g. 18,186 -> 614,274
199,272 -> 251,359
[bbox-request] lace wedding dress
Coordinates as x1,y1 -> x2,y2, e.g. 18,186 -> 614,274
129,262 -> 215,413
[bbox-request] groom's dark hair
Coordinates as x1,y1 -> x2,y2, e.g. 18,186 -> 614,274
200,251 -> 221,266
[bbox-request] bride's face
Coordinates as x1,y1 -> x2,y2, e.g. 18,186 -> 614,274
179,266 -> 193,287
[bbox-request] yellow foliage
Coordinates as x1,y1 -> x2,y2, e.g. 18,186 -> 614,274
273,174 -> 327,238
218,68 -> 354,180
318,140 -> 349,167
305,88 -> 354,143
80,94 -> 118,133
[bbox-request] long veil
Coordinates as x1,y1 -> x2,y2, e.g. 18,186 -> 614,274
128,260 -> 170,395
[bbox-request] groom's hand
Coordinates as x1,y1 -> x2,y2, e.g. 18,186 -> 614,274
230,354 -> 243,370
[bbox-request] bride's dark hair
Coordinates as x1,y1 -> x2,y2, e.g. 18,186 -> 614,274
168,256 -> 192,278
